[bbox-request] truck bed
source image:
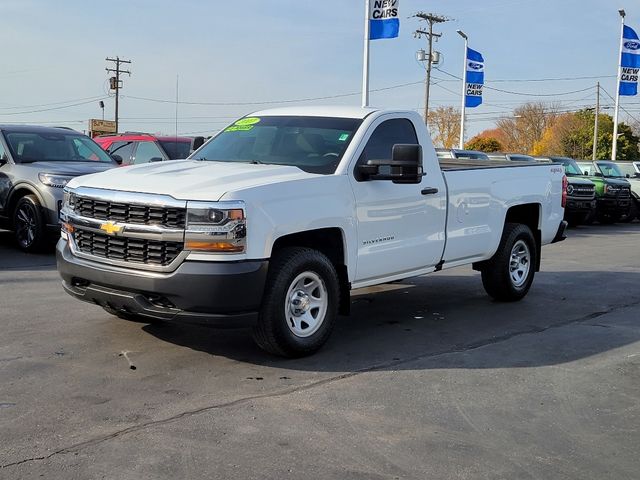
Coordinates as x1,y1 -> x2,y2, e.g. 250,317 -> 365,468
439,159 -> 548,171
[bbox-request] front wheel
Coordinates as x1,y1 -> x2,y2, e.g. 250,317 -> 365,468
252,247 -> 339,357
13,195 -> 46,252
620,201 -> 638,223
481,223 -> 537,302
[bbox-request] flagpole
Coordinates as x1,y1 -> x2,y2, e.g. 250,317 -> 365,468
362,0 -> 371,108
612,9 -> 626,161
457,30 -> 468,149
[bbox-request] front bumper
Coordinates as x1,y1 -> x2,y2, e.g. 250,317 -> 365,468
56,239 -> 268,327
565,197 -> 596,214
597,196 -> 631,215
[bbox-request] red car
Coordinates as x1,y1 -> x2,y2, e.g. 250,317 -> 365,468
94,132 -> 205,165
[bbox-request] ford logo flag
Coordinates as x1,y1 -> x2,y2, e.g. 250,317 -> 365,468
624,41 -> 640,50
621,25 -> 640,96
465,47 -> 484,108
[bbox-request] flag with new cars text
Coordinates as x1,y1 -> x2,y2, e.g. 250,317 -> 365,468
620,25 -> 640,96
465,48 -> 484,107
369,0 -> 400,40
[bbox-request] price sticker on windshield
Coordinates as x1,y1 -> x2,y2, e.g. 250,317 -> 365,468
225,117 -> 261,132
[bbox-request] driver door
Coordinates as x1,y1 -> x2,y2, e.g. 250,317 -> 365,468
348,116 -> 447,284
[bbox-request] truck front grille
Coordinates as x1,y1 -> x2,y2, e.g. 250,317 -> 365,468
619,188 -> 631,198
570,185 -> 595,197
74,228 -> 182,266
72,196 -> 186,229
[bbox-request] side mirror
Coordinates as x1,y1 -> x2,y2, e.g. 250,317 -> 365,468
192,136 -> 205,151
149,157 -> 163,163
0,154 -> 7,166
594,171 -> 603,177
357,144 -> 424,184
583,171 -> 589,175
626,173 -> 631,178
111,154 -> 123,165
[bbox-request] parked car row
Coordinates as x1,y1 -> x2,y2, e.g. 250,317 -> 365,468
436,148 -> 639,226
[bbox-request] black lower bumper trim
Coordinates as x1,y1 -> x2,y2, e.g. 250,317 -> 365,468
57,239 -> 267,327
552,220 -> 568,244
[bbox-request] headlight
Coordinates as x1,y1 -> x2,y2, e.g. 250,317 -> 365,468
185,201 -> 246,253
604,185 -> 619,195
39,173 -> 73,188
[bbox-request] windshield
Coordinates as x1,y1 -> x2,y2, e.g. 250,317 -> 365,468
159,139 -> 192,160
189,116 -> 362,174
596,161 -> 625,178
557,158 -> 583,175
4,131 -> 114,163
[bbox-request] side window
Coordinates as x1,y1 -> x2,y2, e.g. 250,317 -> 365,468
133,141 -> 165,165
355,119 -> 419,181
108,141 -> 134,165
359,119 -> 419,164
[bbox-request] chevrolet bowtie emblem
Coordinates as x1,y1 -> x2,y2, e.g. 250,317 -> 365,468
100,221 -> 123,235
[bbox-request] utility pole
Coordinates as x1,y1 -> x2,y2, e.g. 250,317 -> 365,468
592,82 -> 600,161
414,12 -> 449,125
105,56 -> 131,133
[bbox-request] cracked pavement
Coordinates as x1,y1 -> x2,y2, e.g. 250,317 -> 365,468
1,225 -> 640,479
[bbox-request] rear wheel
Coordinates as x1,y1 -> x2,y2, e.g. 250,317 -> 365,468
481,223 -> 537,302
13,195 -> 46,252
252,247 -> 339,357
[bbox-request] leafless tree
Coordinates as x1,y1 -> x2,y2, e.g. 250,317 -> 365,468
496,102 -> 559,153
427,106 -> 461,148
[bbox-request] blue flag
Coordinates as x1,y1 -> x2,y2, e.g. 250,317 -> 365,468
369,0 -> 400,40
620,25 -> 640,96
465,48 -> 484,108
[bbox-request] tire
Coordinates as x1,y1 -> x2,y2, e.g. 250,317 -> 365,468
481,223 -> 537,302
252,247 -> 339,357
13,194 -> 46,252
621,201 -> 638,223
101,305 -> 163,324
583,210 -> 595,225
566,212 -> 588,227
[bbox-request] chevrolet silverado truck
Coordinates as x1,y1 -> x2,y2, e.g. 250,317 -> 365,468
539,156 -> 596,226
57,107 -> 567,357
577,161 -> 631,224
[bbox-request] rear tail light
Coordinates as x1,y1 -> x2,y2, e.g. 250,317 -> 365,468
561,175 -> 568,208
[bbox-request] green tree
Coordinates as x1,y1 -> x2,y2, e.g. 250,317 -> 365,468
465,136 -> 503,152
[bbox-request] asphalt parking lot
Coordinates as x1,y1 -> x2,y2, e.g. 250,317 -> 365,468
1,225 -> 640,479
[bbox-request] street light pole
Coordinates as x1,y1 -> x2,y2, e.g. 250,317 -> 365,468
593,82 -> 600,161
612,9 -> 626,161
457,30 -> 468,150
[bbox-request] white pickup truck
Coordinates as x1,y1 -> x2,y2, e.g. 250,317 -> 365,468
57,106 -> 568,357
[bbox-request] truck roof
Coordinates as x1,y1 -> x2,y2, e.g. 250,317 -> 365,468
249,105 -> 414,119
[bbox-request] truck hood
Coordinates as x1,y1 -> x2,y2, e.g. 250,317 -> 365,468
566,176 -> 594,186
19,161 -> 116,176
66,160 -> 320,201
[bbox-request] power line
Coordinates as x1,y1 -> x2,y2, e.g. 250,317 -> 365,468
123,80 -> 425,107
599,86 -> 640,125
0,97 -> 109,116
0,95 -> 106,110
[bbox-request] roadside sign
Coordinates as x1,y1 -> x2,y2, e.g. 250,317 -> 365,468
89,119 -> 116,137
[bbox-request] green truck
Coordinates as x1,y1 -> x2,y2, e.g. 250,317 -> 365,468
577,161 -> 632,224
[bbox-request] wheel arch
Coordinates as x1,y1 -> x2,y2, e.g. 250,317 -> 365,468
7,184 -> 45,223
270,227 -> 350,315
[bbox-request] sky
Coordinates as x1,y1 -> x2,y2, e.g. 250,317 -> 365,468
0,0 -> 639,139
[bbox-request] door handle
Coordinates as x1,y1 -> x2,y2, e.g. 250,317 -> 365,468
421,187 -> 439,195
